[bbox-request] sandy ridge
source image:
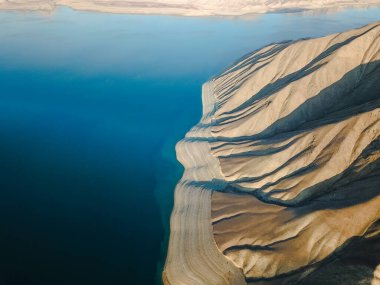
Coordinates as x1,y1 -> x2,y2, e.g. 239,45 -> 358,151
166,22 -> 380,284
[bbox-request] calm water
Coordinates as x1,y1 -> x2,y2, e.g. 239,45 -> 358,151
0,6 -> 379,285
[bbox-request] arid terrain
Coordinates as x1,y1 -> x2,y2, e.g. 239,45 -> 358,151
164,22 -> 380,285
1,0 -> 380,15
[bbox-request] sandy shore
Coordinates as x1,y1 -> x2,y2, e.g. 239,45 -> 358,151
165,21 -> 380,284
1,0 -> 380,16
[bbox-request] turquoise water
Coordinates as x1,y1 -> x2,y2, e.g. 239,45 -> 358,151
0,6 -> 379,285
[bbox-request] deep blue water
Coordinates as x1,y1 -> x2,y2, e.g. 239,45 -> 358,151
0,6 -> 379,285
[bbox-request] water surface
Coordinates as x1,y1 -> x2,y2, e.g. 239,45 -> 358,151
0,6 -> 379,285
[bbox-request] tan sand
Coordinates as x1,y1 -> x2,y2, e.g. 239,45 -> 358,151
165,22 -> 380,284
1,0 -> 380,16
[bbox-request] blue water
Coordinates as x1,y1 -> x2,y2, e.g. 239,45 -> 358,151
0,6 -> 379,285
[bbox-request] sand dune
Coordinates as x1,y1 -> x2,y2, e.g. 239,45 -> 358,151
164,22 -> 380,284
1,0 -> 380,15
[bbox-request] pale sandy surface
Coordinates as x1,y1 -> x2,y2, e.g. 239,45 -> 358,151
1,0 -> 380,15
163,83 -> 246,285
165,22 -> 380,284
373,265 -> 380,285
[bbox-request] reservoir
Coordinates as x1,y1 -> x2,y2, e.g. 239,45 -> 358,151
0,6 -> 379,285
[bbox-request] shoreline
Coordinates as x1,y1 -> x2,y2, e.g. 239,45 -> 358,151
0,1 -> 380,17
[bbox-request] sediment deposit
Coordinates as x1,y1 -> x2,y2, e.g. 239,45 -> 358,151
164,22 -> 380,284
1,0 -> 380,16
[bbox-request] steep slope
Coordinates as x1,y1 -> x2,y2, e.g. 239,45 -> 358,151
164,22 -> 380,284
1,0 -> 380,15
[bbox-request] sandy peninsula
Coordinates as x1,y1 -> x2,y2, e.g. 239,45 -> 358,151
164,22 -> 380,284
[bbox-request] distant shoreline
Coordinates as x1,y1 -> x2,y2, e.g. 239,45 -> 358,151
0,1 -> 380,17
